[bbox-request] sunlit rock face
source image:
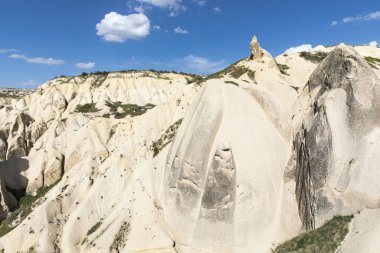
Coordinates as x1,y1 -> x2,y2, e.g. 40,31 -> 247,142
159,81 -> 300,252
0,43 -> 380,253
293,46 -> 380,230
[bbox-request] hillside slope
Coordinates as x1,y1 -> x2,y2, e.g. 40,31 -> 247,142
0,40 -> 380,252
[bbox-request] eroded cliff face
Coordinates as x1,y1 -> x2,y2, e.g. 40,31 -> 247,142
293,46 -> 380,231
0,44 -> 380,253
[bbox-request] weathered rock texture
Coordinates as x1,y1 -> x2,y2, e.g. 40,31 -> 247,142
293,46 -> 380,230
250,35 -> 264,59
0,43 -> 379,253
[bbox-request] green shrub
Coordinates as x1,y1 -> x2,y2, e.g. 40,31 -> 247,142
152,119 -> 183,157
273,215 -> 353,253
225,81 -> 239,86
247,70 -> 256,82
75,103 -> 99,113
0,177 -> 63,237
110,222 -> 130,251
87,221 -> 102,236
276,62 -> 290,75
364,56 -> 380,69
299,51 -> 328,63
105,100 -> 155,119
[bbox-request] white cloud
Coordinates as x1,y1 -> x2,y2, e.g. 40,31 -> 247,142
174,27 -> 188,34
284,44 -> 313,54
194,0 -> 207,6
153,55 -> 225,74
10,54 -> 64,66
9,54 -> 27,60
134,5 -> 148,13
76,62 -> 96,69
331,11 -> 380,26
369,41 -> 378,47
136,0 -> 185,16
18,79 -> 37,86
153,25 -> 161,30
213,7 -> 221,13
96,12 -> 150,42
0,49 -> 16,54
182,55 -> 225,73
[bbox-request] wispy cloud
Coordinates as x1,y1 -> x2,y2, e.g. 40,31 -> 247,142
331,11 -> 380,26
18,79 -> 37,86
194,0 -> 207,6
174,27 -> 188,34
76,62 -> 96,69
369,41 -> 378,47
284,44 -> 313,54
10,53 -> 64,66
136,0 -> 186,16
0,49 -> 17,54
212,7 -> 221,13
96,12 -> 150,42
182,55 -> 225,73
153,54 -> 226,74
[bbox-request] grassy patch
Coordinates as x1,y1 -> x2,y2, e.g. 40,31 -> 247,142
0,177 -> 62,237
225,81 -> 239,86
0,93 -> 20,99
273,215 -> 353,253
195,58 -> 248,84
110,222 -> 130,251
299,51 -> 328,63
105,100 -> 155,119
364,56 -> 380,69
152,119 -> 183,157
75,103 -> 100,113
87,221 -> 102,236
276,62 -> 290,75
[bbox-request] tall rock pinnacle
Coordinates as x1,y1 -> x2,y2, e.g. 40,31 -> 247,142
250,35 -> 264,60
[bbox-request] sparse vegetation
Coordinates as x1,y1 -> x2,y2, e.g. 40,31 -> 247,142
110,222 -> 130,251
225,81 -> 239,86
276,62 -> 290,75
364,56 -> 380,69
195,58 -> 247,84
152,118 -> 183,157
87,221 -> 102,236
247,70 -> 256,82
75,103 -> 100,113
299,51 -> 328,63
0,177 -> 63,237
105,100 -> 156,119
273,215 -> 353,253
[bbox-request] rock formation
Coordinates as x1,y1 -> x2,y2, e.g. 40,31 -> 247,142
249,35 -> 264,59
0,42 -> 379,252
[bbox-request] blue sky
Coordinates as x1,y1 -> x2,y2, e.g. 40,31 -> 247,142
0,0 -> 379,88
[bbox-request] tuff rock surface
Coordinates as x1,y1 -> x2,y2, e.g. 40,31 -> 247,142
0,42 -> 379,252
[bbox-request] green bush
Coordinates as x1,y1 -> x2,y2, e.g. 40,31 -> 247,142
276,62 -> 290,75
105,100 -> 155,119
364,56 -> 380,69
273,215 -> 353,253
87,221 -> 102,236
0,177 -> 63,237
225,81 -> 239,86
75,103 -> 99,113
152,119 -> 183,157
299,51 -> 328,63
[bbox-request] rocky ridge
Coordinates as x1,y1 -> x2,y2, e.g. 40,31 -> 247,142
0,40 -> 379,252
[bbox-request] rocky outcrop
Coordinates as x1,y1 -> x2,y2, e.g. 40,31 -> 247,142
159,80 -> 300,252
0,43 -> 380,253
293,45 -> 380,229
250,35 -> 264,60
